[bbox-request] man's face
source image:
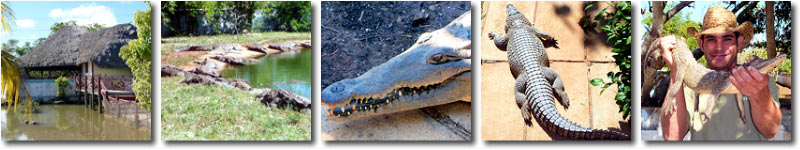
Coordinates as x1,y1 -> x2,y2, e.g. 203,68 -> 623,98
698,32 -> 743,71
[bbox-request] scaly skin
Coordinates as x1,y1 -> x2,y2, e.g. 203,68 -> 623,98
321,11 -> 472,121
489,4 -> 629,140
645,35 -> 787,123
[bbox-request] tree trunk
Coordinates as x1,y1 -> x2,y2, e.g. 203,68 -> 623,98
766,1 -> 776,59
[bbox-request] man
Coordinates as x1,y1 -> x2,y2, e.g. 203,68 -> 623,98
659,5 -> 782,140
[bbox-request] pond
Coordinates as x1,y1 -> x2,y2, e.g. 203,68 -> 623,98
1,105 -> 151,141
221,49 -> 312,98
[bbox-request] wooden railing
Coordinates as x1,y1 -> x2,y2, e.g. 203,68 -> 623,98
68,75 -> 150,129
68,75 -> 137,102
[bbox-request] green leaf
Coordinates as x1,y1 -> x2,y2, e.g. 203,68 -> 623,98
590,78 -> 604,86
584,4 -> 594,11
615,92 -> 627,101
626,37 -> 631,45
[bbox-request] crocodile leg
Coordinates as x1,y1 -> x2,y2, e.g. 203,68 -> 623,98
533,28 -> 559,48
542,67 -> 570,108
489,32 -> 509,51
515,73 -> 533,125
699,95 -> 717,123
662,67 -> 687,116
736,94 -> 746,123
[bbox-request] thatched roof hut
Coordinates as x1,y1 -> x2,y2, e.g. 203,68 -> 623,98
19,23 -> 137,71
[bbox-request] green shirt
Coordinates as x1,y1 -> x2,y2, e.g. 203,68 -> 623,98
683,76 -> 780,140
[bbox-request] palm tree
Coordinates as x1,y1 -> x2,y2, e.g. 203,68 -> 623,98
1,2 -> 34,123
2,1 -> 15,33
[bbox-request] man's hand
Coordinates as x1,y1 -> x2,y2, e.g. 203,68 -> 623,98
729,56 -> 771,98
659,36 -> 678,69
729,56 -> 781,139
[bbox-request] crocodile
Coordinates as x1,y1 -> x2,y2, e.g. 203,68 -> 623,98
488,4 -> 630,140
644,35 -> 787,123
321,11 -> 472,121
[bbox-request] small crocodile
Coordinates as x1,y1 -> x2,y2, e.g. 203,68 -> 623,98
489,4 -> 629,140
322,11 -> 472,121
644,35 -> 787,123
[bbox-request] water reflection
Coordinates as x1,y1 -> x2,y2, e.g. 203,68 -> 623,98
1,105 -> 151,141
221,49 -> 312,98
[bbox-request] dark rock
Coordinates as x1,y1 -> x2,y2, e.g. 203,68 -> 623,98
180,74 -> 221,86
224,78 -> 253,91
243,43 -> 268,53
175,44 -> 216,52
188,59 -> 221,77
300,42 -> 312,48
257,89 -> 310,110
210,55 -> 260,65
161,64 -> 186,77
268,41 -> 298,51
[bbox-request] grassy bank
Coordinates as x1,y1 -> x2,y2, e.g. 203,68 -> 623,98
161,77 -> 311,141
161,32 -> 311,66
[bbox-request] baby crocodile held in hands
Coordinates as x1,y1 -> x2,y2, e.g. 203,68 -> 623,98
645,35 -> 787,123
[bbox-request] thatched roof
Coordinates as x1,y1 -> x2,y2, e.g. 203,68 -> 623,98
18,26 -> 86,69
19,23 -> 137,70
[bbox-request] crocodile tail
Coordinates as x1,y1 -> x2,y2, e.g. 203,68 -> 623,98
532,99 -> 631,140
527,77 -> 630,140
585,129 -> 631,140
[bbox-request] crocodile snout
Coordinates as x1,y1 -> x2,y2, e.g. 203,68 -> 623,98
507,4 -> 520,15
322,79 -> 353,105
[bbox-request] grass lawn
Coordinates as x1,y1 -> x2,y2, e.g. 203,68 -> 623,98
161,32 -> 311,66
161,77 -> 311,141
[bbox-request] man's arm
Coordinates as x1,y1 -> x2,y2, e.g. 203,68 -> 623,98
660,74 -> 689,140
657,36 -> 690,140
730,65 -> 782,139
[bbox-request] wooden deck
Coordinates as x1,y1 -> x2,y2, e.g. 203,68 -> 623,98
69,75 -> 150,129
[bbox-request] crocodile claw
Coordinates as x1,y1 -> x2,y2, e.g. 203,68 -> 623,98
541,37 -> 559,49
488,32 -> 499,40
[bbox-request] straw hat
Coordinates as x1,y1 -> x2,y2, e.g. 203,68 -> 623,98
687,5 -> 753,44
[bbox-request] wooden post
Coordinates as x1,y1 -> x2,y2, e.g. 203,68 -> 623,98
135,103 -> 140,129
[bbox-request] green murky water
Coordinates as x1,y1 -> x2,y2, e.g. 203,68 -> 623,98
221,49 -> 312,98
1,105 -> 151,141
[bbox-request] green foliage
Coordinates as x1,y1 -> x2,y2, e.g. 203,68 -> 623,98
54,76 -> 69,99
49,21 -> 104,37
268,1 -> 311,32
725,1 -> 792,54
202,1 -> 256,34
162,1 -> 310,35
582,1 -> 632,120
2,39 -> 34,57
642,7 -> 701,50
120,7 -> 152,110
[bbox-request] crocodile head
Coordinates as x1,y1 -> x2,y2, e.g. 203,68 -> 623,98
504,4 -> 533,32
322,11 -> 472,121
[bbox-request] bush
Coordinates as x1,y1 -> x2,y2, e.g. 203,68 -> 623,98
54,76 -> 70,100
583,1 -> 632,120
120,5 -> 152,109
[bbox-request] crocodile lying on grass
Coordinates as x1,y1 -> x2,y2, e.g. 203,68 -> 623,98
644,35 -> 787,123
321,11 -> 472,122
489,4 -> 629,140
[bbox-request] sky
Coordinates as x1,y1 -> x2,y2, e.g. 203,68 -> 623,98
639,1 -> 770,44
1,1 -> 150,46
